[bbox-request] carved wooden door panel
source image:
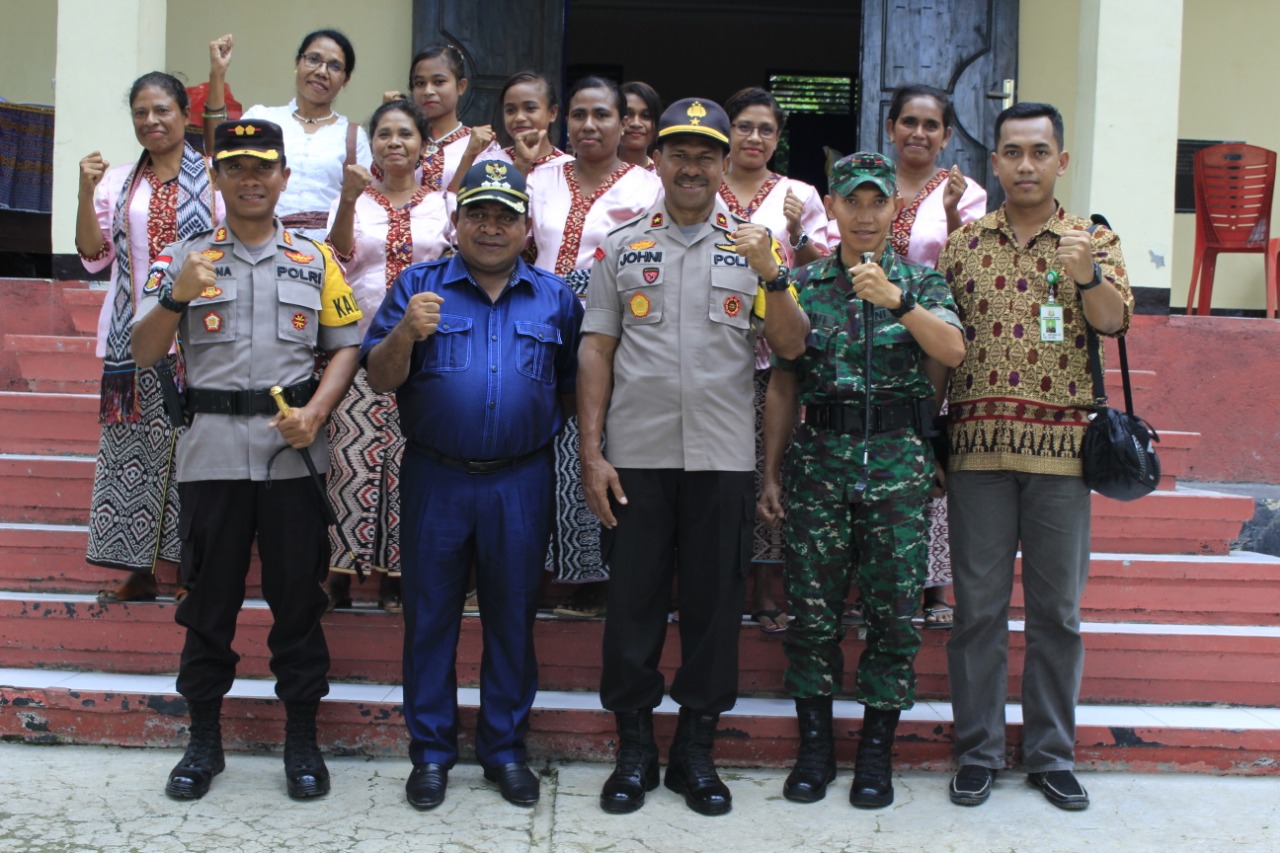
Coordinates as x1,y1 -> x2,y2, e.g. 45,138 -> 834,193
858,0 -> 1019,202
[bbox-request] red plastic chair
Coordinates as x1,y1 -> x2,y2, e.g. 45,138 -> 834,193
1186,143 -> 1278,317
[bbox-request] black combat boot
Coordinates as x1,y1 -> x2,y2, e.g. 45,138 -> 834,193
849,706 -> 900,808
663,707 -> 731,816
783,696 -> 837,802
165,697 -> 226,800
283,700 -> 330,800
600,709 -> 660,814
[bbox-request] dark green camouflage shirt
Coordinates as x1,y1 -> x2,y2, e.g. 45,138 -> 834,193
773,243 -> 962,408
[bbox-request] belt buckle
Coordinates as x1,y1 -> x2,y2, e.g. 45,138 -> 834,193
233,389 -> 256,416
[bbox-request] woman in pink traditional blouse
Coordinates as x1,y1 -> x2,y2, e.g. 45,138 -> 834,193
405,44 -> 494,194
75,72 -> 223,601
618,81 -> 662,170
527,76 -> 661,616
719,87 -> 828,634
322,98 -> 452,611
480,71 -> 573,175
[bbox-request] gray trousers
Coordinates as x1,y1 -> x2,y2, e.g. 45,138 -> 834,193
946,470 -> 1091,772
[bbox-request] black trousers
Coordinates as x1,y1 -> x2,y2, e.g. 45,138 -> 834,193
600,468 -> 752,716
174,477 -> 331,703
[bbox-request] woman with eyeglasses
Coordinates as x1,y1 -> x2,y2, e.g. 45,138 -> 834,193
526,76 -> 661,618
720,87 -> 828,635
204,31 -> 372,240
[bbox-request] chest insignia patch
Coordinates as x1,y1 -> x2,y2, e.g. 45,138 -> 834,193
629,239 -> 656,251
594,245 -> 606,261
629,292 -> 651,318
715,241 -> 736,252
643,267 -> 659,283
198,285 -> 223,299
202,311 -> 223,333
201,249 -> 225,262
292,312 -> 308,330
213,227 -> 228,242
283,230 -> 294,246
715,211 -> 729,229
723,294 -> 743,318
650,212 -> 664,228
285,250 -> 315,264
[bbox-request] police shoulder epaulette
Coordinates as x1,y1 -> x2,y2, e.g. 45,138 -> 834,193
606,210 -> 650,237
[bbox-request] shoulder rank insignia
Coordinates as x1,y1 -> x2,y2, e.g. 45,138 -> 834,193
283,230 -> 294,246
213,227 -> 228,243
292,312 -> 308,330
650,212 -> 664,228
715,242 -> 737,252
285,250 -> 315,264
723,294 -> 743,318
594,245 -> 606,261
202,311 -> 223,333
198,285 -> 223,299
629,292 -> 651,318
629,240 -> 656,251
715,211 -> 729,229
201,249 -> 225,262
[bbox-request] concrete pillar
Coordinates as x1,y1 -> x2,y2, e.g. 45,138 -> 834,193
52,0 -> 167,257
1072,0 -> 1183,293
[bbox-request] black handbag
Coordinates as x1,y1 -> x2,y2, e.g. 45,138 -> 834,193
1080,326 -> 1161,501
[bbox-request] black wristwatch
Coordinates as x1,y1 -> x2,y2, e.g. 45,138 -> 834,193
888,289 -> 916,319
157,284 -> 190,314
1076,263 -> 1104,291
762,266 -> 791,292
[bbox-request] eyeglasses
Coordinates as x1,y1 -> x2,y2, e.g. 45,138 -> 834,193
300,53 -> 346,75
732,122 -> 778,139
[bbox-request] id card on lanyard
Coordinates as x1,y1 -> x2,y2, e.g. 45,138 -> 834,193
1040,270 -> 1064,342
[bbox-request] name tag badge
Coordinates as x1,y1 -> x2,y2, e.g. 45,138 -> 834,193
1039,302 -> 1064,342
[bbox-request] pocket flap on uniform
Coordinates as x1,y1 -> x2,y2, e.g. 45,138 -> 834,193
435,314 -> 473,334
514,320 -> 562,346
277,280 -> 322,310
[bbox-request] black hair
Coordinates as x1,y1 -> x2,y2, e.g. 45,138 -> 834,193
887,83 -> 956,130
369,98 -> 430,141
621,81 -> 663,123
724,86 -> 785,129
297,29 -> 356,77
501,70 -> 559,112
410,44 -> 466,86
566,75 -> 626,119
994,101 -> 1065,149
129,72 -> 189,114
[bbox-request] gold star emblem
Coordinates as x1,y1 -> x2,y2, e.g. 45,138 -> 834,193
687,100 -> 707,126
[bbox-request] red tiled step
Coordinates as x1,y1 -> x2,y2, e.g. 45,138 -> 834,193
0,392 -> 100,455
1014,552 -> 1280,626
1149,430 -> 1198,491
5,594 -> 1278,706
4,335 -> 99,394
1089,487 -> 1255,555
1,675 -> 1276,775
0,455 -> 94,524
59,286 -> 105,337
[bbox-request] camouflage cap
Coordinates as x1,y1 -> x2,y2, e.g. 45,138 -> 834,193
829,151 -> 897,197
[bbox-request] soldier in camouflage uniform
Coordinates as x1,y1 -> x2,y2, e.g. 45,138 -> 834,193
758,152 -> 965,808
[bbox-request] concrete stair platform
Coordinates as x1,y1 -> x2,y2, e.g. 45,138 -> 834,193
4,593 -> 1278,706
1089,487 -> 1257,555
2,669 -> 1276,774
0,392 -> 100,455
0,455 -> 94,524
58,285 -> 104,337
3,335 -> 99,395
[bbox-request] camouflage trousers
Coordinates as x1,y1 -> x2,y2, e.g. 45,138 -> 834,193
782,426 -> 932,709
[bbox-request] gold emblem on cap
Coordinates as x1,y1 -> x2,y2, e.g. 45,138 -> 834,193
232,125 -> 257,136
687,100 -> 707,126
484,162 -> 509,185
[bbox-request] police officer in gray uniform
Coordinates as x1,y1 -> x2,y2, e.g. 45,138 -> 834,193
579,98 -> 809,816
132,119 -> 362,802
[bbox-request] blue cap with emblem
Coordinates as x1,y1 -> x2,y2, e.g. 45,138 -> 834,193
657,98 -> 731,149
212,119 -> 285,162
457,160 -> 529,214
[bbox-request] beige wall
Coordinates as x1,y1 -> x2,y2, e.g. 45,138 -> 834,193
164,0 -> 412,135
1172,0 -> 1280,311
0,0 -> 57,104
1016,0 -> 1081,212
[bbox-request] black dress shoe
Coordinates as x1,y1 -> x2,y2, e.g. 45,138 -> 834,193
406,763 -> 449,810
483,762 -> 540,806
1027,770 -> 1089,810
950,765 -> 996,806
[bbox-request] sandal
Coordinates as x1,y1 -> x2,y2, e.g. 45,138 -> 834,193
378,577 -> 403,614
923,603 -> 954,629
463,589 -> 480,613
96,573 -> 158,603
752,608 -> 791,633
842,600 -> 866,628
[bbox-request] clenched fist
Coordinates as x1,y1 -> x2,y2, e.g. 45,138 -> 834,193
78,152 -> 110,199
172,253 -> 217,302
397,291 -> 446,340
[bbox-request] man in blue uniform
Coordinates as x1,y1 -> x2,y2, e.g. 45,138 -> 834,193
362,161 -> 584,810
132,119 -> 363,802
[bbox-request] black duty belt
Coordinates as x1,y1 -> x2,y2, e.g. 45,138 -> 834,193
804,400 -> 924,435
187,379 -> 317,416
412,442 -> 548,475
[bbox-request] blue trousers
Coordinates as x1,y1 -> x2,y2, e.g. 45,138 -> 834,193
399,447 -> 553,769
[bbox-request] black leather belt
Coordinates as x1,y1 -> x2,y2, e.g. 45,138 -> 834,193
804,400 -> 923,435
413,443 -> 548,475
187,379 -> 317,416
